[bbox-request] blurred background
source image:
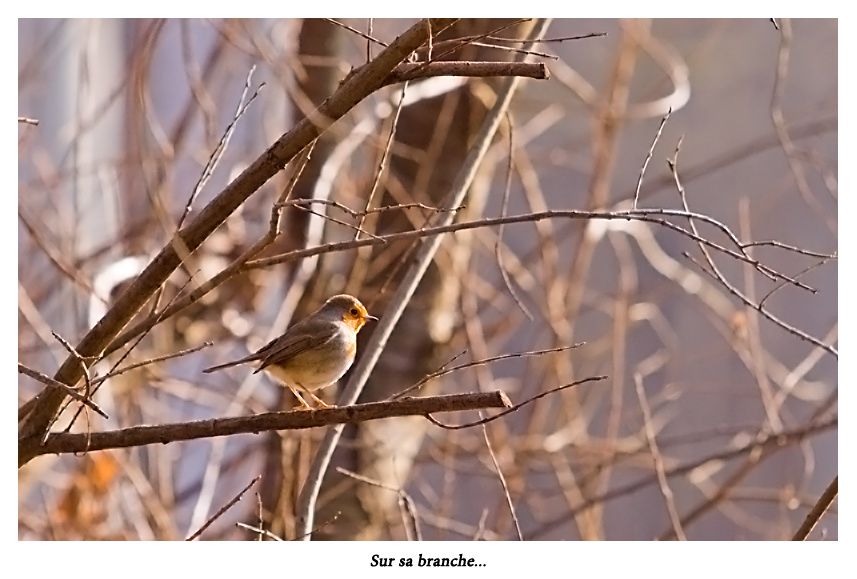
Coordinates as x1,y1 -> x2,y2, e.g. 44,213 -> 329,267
18,18 -> 837,540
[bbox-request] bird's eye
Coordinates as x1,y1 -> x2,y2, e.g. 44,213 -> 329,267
350,308 -> 359,316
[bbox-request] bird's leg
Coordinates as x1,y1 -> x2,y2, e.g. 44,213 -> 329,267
306,390 -> 333,409
288,386 -> 314,411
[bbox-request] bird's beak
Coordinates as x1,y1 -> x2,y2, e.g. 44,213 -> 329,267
366,315 -> 379,321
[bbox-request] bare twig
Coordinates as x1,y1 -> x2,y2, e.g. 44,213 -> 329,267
324,18 -> 388,48
177,66 -> 264,230
336,467 -> 422,541
281,198 -> 465,217
236,522 -> 284,541
481,418 -> 522,540
390,344 -> 584,400
496,112 -> 533,319
633,107 -> 671,209
91,342 -> 213,385
355,82 -> 408,239
17,363 -> 108,419
634,373 -> 686,540
668,140 -> 837,357
426,375 -> 607,430
185,475 -> 260,540
792,475 -> 838,540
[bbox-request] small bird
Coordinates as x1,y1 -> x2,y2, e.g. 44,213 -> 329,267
203,294 -> 377,410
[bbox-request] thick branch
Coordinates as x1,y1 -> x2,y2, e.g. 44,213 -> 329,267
32,391 -> 512,457
388,61 -> 549,83
18,19 -> 458,466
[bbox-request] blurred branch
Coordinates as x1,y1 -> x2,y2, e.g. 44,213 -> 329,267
336,467 -> 422,541
529,414 -> 837,539
295,18 -> 554,540
634,373 -> 686,540
33,391 -> 512,457
481,419 -> 523,540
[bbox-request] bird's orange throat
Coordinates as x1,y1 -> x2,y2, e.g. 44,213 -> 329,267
343,317 -> 366,333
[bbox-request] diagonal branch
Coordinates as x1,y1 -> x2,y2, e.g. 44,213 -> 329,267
792,475 -> 838,540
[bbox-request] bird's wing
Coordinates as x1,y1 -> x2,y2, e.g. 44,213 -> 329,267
253,320 -> 339,373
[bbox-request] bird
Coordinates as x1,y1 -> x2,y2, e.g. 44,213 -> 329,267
203,294 -> 377,410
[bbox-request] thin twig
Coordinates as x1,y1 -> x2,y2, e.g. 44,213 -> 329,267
481,417 -> 522,540
496,112 -> 533,319
91,342 -> 213,385
17,363 -> 108,419
633,107 -> 671,209
758,258 -> 831,310
490,32 -> 608,44
792,475 -> 837,540
634,373 -> 686,540
336,467 -> 422,541
390,344 -> 584,400
355,82 -> 408,240
669,140 -> 837,357
292,204 -> 385,241
426,375 -> 607,430
185,475 -> 261,540
236,521 -> 284,541
280,198 -> 464,218
290,512 -> 342,541
177,66 -> 264,230
684,251 -> 837,357
47,331 -> 96,441
367,19 -> 374,62
324,18 -> 388,48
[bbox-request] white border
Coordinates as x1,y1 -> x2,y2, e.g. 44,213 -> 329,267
8,9 -> 846,579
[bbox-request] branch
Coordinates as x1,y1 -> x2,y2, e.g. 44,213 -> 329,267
17,363 -> 108,420
387,61 -> 549,83
32,391 -> 512,458
528,414 -> 837,539
792,475 -> 838,540
185,475 -> 260,541
102,206 -> 833,364
294,18 -> 553,540
17,18 -> 459,466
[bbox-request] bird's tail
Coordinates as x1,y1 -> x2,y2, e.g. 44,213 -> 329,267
202,355 -> 255,373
